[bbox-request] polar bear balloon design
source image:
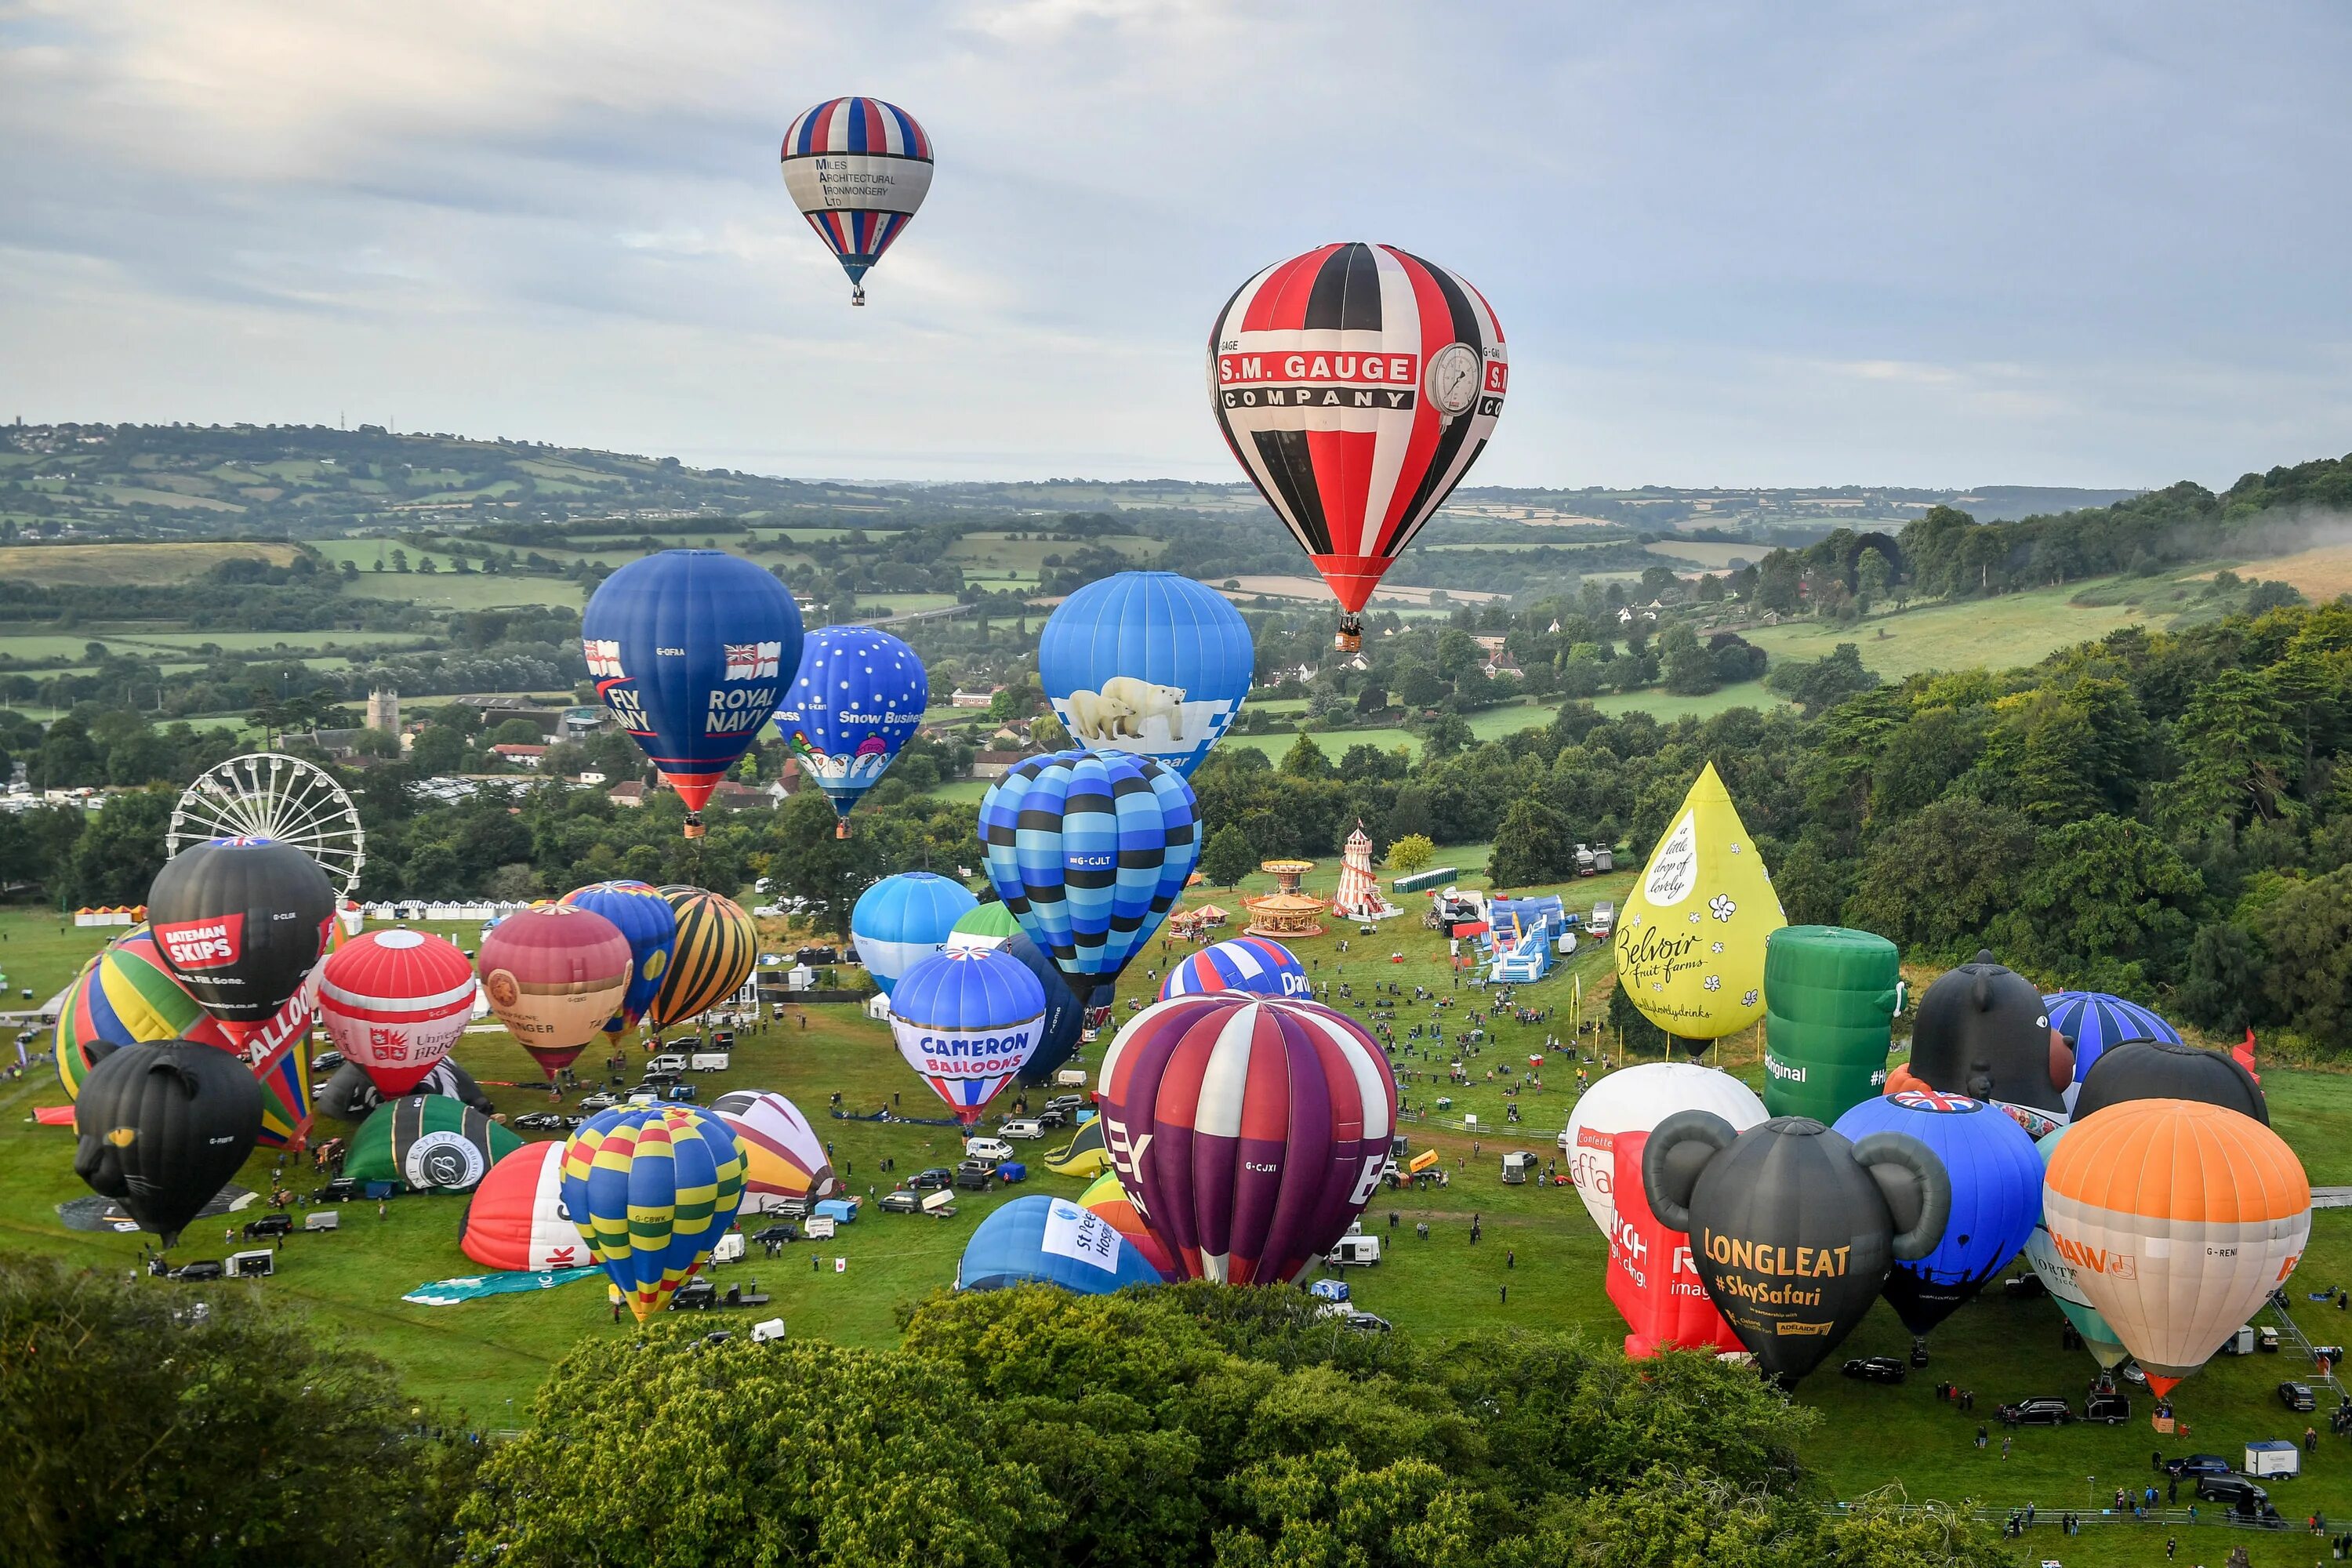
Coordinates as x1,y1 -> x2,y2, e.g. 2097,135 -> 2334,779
1063,677 -> 1187,745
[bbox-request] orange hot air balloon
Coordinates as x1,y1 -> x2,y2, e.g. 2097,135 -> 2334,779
2042,1098 -> 2310,1398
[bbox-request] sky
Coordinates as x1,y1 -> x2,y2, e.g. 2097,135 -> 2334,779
2,1 -> 2348,490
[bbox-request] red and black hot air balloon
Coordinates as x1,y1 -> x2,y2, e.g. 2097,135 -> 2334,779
146,837 -> 335,1056
1208,241 -> 1507,650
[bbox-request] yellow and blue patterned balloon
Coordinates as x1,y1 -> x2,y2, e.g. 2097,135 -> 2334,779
561,1105 -> 745,1322
559,879 -> 678,1037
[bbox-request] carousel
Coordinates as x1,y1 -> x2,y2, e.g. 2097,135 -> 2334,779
1243,891 -> 1328,940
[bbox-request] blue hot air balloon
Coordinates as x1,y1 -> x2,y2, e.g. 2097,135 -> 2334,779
956,1194 -> 1165,1294
581,550 -> 803,838
773,626 -> 928,838
1037,572 -> 1254,779
1831,1087 -> 2041,1339
977,749 -> 1200,1020
2042,990 -> 2182,1085
558,880 -> 679,1040
851,872 -> 978,996
1159,936 -> 1310,1002
888,946 -> 1047,1123
1004,930 -> 1087,1087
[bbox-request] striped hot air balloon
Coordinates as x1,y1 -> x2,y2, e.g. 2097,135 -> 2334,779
2043,990 -> 2182,1083
648,887 -> 757,1029
2042,1098 -> 2310,1398
562,1105 -> 746,1322
1078,1170 -> 1178,1282
318,929 -> 477,1097
477,904 -> 633,1081
559,879 -> 678,1040
1157,936 -> 1309,1001
780,96 -> 933,306
711,1089 -> 839,1208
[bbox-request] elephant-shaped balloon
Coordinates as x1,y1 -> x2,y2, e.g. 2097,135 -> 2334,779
1892,950 -> 2073,1132
1643,1111 -> 1951,1385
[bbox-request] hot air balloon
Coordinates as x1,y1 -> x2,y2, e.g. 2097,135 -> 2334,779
562,1105 -> 746,1321
1831,1089 -> 2041,1342
944,901 -> 1022,953
1890,951 -> 2073,1136
1078,1170 -> 1178,1281
344,1094 -> 521,1193
999,930 -> 1087,1088
780,96 -> 933,307
711,1090 -> 839,1211
851,871 -> 978,996
2042,1098 -> 2310,1398
477,904 -> 633,1081
1559,1062 -> 1766,1242
888,946 -> 1047,1124
1157,936 -> 1309,1002
1208,242 -> 1506,651
318,1058 -> 493,1122
72,1039 -> 263,1249
2071,1038 -> 2267,1126
773,626 -> 927,836
147,836 -> 335,1052
2043,990 -> 2181,1084
1037,572 -> 1254,778
318,929 -> 477,1096
1642,1112 -> 1951,1385
978,750 -> 1200,1025
2022,1124 -> 2132,1371
1616,764 -> 1785,1051
1097,993 -> 1396,1285
460,1142 -> 586,1273
581,550 -> 802,838
956,1195 -> 1165,1294
648,887 -> 758,1029
1606,1129 -> 1740,1359
1762,926 -> 1902,1124
558,880 -> 677,1040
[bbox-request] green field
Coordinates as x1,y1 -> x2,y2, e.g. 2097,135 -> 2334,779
1737,583 -> 2158,682
0,541 -> 299,585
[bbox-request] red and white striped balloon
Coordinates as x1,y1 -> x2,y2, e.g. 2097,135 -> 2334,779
319,929 -> 479,1096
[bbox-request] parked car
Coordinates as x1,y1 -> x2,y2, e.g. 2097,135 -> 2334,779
171,1260 -> 225,1282
1995,1398 -> 2073,1427
670,1278 -> 717,1310
1345,1312 -> 1392,1333
512,1112 -> 579,1131
664,1083 -> 699,1103
309,1050 -> 345,1074
1841,1356 -> 1907,1385
1036,1108 -> 1069,1131
2161,1454 -> 2234,1479
2194,1474 -> 2269,1512
910,1167 -> 955,1191
878,1190 -> 922,1214
954,1161 -> 994,1192
1044,1094 -> 1087,1116
311,1178 -> 361,1203
2278,1381 -> 2318,1411
998,1120 -> 1045,1141
2083,1392 -> 2130,1424
242,1213 -> 293,1241
750,1224 -> 799,1246
579,1091 -> 622,1112
640,1071 -> 682,1088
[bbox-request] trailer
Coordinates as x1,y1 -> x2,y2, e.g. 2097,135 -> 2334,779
2245,1439 -> 2300,1478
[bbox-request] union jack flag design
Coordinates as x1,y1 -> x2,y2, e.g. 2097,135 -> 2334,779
724,641 -> 782,681
583,639 -> 626,678
1891,1087 -> 1980,1114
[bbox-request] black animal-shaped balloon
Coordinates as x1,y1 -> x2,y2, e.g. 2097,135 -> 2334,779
1643,1112 -> 1950,1384
73,1039 -> 263,1249
1896,950 -> 2072,1120
318,1059 -> 495,1121
2073,1038 -> 2267,1125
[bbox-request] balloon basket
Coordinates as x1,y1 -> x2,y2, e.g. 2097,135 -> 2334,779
835,821 -> 851,840
1333,621 -> 1362,653
682,815 -> 706,840
851,287 -> 866,307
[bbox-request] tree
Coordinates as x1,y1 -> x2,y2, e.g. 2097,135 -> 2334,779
61,787 -> 175,905
2248,866 -> 2352,1051
1659,623 -> 1716,695
2009,815 -> 2202,989
1279,732 -> 1331,779
1486,796 -> 1573,889
1856,546 -> 1893,610
1385,833 -> 1436,876
1200,823 -> 1257,888
1419,714 -> 1472,760
409,724 -> 467,777
1844,799 -> 2036,959
1029,713 -> 1069,751
2178,921 -> 2263,1033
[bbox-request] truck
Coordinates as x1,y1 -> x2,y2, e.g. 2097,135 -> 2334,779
1327,1235 -> 1382,1268
1501,1151 -> 1538,1184
1587,901 -> 1615,938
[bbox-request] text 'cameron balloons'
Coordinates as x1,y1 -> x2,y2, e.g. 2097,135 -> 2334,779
979,750 -> 1200,1016
649,886 -> 757,1028
1831,1089 -> 2041,1338
781,96 -> 932,307
2043,1098 -> 2310,1397
889,946 -> 1046,1124
1004,931 -> 1087,1087
2042,990 -> 2180,1084
318,929 -> 478,1096
460,1142 -> 585,1274
1038,572 -> 1253,778
1762,925 -> 1902,1124
1098,994 -> 1396,1286
957,1195 -> 1165,1294
558,880 -> 677,1039
851,872 -> 977,996
147,836 -> 335,1051
2023,1124 -> 2132,1370
581,550 -> 802,838
1209,242 -> 1506,649
478,904 -> 633,1080
1158,936 -> 1309,1002
2071,1038 -> 2267,1126
563,1105 -> 746,1322
1644,1113 -> 1950,1385
1560,1062 -> 1766,1242
1607,1130 -> 1739,1359
73,1040 -> 263,1249
711,1090 -> 839,1210
774,626 -> 927,836
1079,1170 -> 1179,1282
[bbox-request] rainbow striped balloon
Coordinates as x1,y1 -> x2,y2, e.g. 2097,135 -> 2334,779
561,1105 -> 746,1322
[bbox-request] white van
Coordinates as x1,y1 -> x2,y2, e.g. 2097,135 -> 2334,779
999,1119 -> 1045,1140
1327,1235 -> 1381,1268
646,1054 -> 688,1074
964,1136 -> 1014,1163
711,1232 -> 745,1265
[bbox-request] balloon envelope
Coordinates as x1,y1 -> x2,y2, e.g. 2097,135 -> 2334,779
147,836 -> 335,1048
1615,764 -> 1785,1047
780,96 -> 933,301
956,1194 -> 1165,1294
648,887 -> 758,1028
319,928 -> 478,1095
1899,950 -> 2073,1131
944,902 -> 1022,953
711,1090 -> 839,1209
1098,994 -> 1396,1285
1038,572 -> 1254,778
1606,1130 -> 1739,1359
344,1094 -> 521,1193
851,872 -> 978,996
889,946 -> 1047,1124
2043,990 -> 2181,1083
559,880 -> 678,1037
477,904 -> 633,1079
772,626 -> 927,828
2071,1038 -> 2267,1126
318,1058 -> 492,1122
1158,936 -> 1310,1002
580,550 -> 801,830
73,1039 -> 263,1248
1078,1171 -> 1179,1282
1004,930 -> 1088,1087
460,1142 -> 587,1273
1561,1062 -> 1766,1241
562,1105 -> 747,1322
2022,1124 -> 2132,1370
1762,925 -> 1900,1123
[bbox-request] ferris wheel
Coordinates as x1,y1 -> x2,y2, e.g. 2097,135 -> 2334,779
169,753 -> 368,896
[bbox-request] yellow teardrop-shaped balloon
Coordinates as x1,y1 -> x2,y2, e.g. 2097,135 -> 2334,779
1613,762 -> 1786,1042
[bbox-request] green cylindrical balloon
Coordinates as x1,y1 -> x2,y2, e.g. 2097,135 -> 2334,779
1763,926 -> 1901,1123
